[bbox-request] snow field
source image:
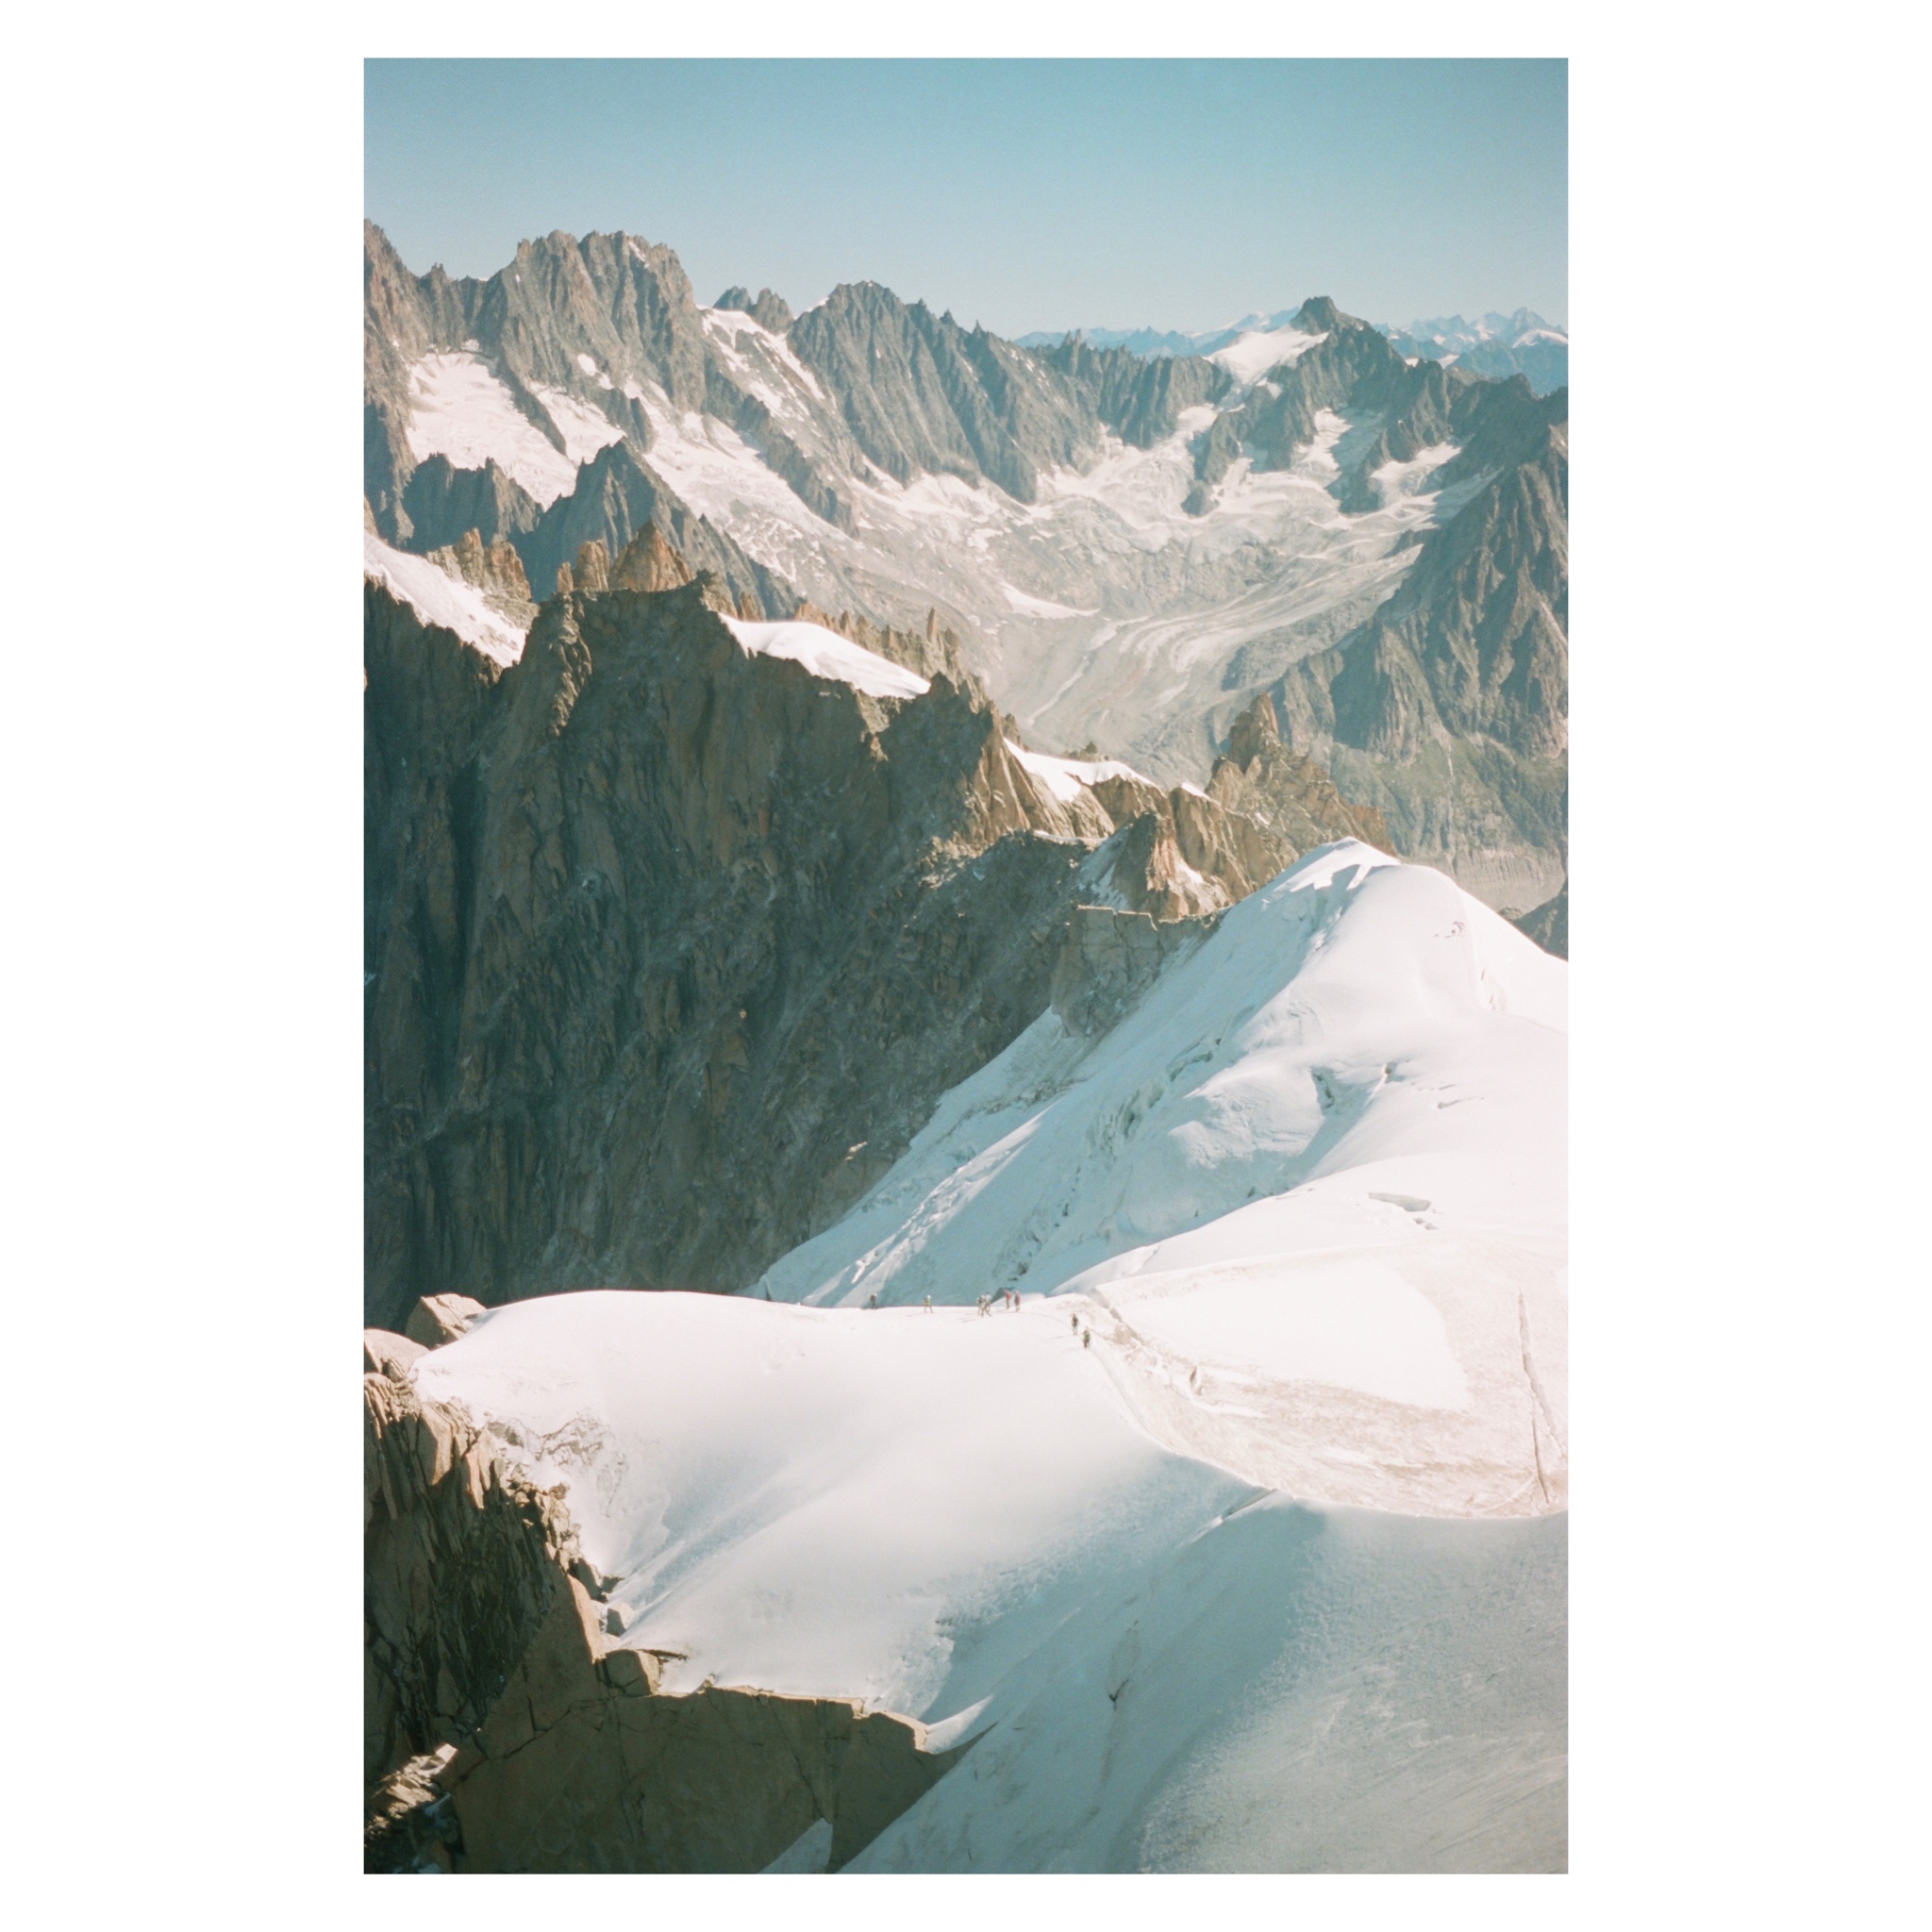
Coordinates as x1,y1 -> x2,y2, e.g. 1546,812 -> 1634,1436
1003,741 -> 1160,803
413,1289 -> 1564,1870
363,532 -> 527,665
408,842 -> 1568,1865
403,353 -> 584,507
411,1287 -> 1242,1719
757,843 -> 1566,1515
1208,325 -> 1329,388
394,338 -> 1468,793
720,616 -> 930,701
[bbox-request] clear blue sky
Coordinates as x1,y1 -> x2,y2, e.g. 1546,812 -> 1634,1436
366,60 -> 1566,336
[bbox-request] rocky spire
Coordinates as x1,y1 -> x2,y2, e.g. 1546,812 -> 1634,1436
716,285 -> 793,333
1226,691 -> 1281,768
573,541 -> 612,594
609,522 -> 694,594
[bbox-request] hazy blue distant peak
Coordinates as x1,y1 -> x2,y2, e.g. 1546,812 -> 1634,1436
1384,308 -> 1566,349
1015,325 -> 1203,357
1018,307 -> 1564,366
1378,310 -> 1567,396
1015,309 -> 1313,358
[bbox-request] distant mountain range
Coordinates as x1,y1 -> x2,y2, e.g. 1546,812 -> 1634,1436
363,224 -> 1570,1873
1017,308 -> 1568,397
366,224 -> 1566,916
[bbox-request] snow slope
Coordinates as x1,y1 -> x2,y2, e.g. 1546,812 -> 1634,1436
758,842 -> 1567,1517
403,353 -> 588,508
412,1290 -> 1564,1870
388,332 -> 1485,802
719,616 -> 930,701
1004,741 -> 1158,803
408,841 -> 1567,1868
1208,324 -> 1327,388
363,531 -> 526,665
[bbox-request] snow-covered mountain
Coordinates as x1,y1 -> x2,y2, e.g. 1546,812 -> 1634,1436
361,225 -> 1570,1873
1383,310 -> 1568,395
1022,307 -> 1569,399
758,841 -> 1566,1516
403,838 -> 1567,1867
365,226 -> 1568,910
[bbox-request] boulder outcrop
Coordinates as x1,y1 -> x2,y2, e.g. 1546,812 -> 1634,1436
405,1292 -> 487,1348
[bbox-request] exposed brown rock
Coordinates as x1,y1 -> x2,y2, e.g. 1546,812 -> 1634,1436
573,540 -> 611,594
363,1327 -> 425,1378
365,1746 -> 461,1873
405,1292 -> 487,1348
421,526 -> 539,628
364,1370 -> 580,1793
608,521 -> 694,594
1208,693 -> 1391,851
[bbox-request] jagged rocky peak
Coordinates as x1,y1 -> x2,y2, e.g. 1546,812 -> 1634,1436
1292,294 -> 1349,333
716,285 -> 793,333
1207,692 -> 1392,853
573,539 -> 611,594
610,520 -> 694,594
554,528 -> 699,602
426,527 -> 533,608
1227,687 -> 1283,767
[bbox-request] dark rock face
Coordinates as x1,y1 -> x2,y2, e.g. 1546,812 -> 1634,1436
716,284 -> 793,333
781,285 -> 1239,507
365,1361 -> 574,1792
1050,906 -> 1214,1038
1035,333 -> 1234,447
367,581 -> 1103,1322
789,283 -> 1089,502
1507,883 -> 1568,958
1271,385 -> 1569,900
364,565 -> 1384,1323
512,441 -> 791,619
402,456 -> 541,557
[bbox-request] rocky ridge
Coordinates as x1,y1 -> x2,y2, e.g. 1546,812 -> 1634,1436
364,542 -> 1384,1321
366,221 -> 1565,911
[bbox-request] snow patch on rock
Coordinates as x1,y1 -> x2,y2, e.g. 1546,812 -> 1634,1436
721,616 -> 930,701
403,352 -> 582,507
364,532 -> 526,665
